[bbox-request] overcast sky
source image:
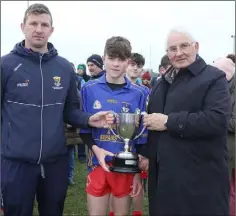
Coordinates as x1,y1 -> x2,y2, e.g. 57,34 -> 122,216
1,1 -> 235,72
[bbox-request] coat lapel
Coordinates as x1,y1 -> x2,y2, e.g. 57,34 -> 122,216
148,78 -> 169,114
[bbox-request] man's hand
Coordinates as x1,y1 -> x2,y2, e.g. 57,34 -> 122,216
92,145 -> 114,172
88,111 -> 114,128
138,155 -> 149,171
129,173 -> 142,198
143,113 -> 168,131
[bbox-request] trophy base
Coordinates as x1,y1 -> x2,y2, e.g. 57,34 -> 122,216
109,166 -> 141,173
109,151 -> 141,174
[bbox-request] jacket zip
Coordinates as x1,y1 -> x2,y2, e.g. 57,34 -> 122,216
8,122 -> 11,145
37,54 -> 44,166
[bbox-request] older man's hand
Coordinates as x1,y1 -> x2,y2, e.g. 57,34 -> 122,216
143,113 -> 168,131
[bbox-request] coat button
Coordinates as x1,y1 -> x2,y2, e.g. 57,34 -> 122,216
179,124 -> 183,129
180,134 -> 184,138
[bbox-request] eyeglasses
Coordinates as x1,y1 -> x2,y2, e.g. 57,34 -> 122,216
166,42 -> 195,55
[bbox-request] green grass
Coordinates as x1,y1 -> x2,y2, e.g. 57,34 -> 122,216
34,158 -> 149,215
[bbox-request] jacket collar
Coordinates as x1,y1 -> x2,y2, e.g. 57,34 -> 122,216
11,40 -> 58,61
186,55 -> 207,76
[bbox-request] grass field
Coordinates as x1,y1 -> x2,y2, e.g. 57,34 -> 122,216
34,157 -> 149,215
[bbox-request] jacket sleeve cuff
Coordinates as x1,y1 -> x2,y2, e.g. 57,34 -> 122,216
166,111 -> 188,138
80,133 -> 96,150
66,109 -> 92,129
135,144 -> 149,158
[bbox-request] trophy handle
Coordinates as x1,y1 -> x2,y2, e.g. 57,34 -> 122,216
133,111 -> 147,140
110,127 -> 123,140
109,112 -> 123,141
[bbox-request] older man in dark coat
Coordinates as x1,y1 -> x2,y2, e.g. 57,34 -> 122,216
141,28 -> 232,215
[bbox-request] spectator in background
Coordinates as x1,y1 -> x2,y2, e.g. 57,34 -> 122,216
77,54 -> 106,163
159,54 -> 172,76
75,65 -> 85,89
87,54 -> 105,80
75,63 -> 88,163
227,54 -> 235,63
76,55 -> 106,163
150,55 -> 172,87
137,75 -> 142,85
67,63 -> 85,175
65,124 -> 82,185
77,63 -> 90,82
141,71 -> 151,89
126,53 -> 149,96
70,63 -> 85,91
213,56 -> 235,216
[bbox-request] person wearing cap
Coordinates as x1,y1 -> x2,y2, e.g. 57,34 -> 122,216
87,54 -> 106,80
75,63 -> 90,163
141,71 -> 151,89
77,64 -> 90,82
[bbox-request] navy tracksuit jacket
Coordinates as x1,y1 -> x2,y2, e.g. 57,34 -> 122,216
1,40 -> 91,216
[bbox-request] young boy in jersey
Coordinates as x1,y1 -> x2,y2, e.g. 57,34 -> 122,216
126,53 -> 150,95
80,36 -> 148,216
109,52 -> 149,216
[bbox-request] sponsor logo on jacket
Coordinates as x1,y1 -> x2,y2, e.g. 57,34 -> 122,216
17,79 -> 29,87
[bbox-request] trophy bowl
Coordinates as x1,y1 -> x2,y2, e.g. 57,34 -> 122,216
109,113 -> 146,173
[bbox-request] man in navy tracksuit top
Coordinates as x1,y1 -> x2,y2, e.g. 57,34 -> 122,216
1,3 -> 113,216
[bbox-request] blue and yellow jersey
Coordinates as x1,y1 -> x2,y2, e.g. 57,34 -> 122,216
134,79 -> 151,111
80,74 -> 148,171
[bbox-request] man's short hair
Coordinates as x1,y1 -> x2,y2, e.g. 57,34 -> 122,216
104,36 -> 132,60
130,53 -> 145,67
159,54 -> 171,69
23,3 -> 53,26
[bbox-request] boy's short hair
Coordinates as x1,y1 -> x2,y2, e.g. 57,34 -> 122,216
104,36 -> 132,60
130,53 -> 145,67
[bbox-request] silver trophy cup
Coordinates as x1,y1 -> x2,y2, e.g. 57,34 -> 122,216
109,112 -> 146,173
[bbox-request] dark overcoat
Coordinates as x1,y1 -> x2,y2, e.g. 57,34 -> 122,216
147,56 -> 231,215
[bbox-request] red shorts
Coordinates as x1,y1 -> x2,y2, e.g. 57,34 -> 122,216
86,164 -> 134,198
